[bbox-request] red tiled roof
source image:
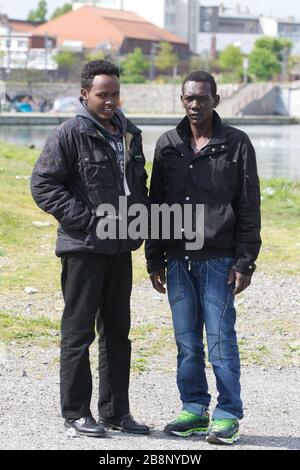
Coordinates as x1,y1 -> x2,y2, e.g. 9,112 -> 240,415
31,6 -> 187,49
9,20 -> 43,33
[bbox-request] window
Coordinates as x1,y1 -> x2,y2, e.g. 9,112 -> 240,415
17,40 -> 27,49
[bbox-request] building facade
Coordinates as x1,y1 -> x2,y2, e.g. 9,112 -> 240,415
0,15 -> 57,71
73,2 -> 300,56
73,0 -> 199,51
260,16 -> 300,53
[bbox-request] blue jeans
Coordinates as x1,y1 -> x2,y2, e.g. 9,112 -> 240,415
166,257 -> 243,420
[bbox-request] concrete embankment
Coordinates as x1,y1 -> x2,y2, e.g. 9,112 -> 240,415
0,113 -> 299,126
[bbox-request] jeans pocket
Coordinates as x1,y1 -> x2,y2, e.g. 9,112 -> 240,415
167,258 -> 177,274
209,257 -> 235,276
167,260 -> 184,305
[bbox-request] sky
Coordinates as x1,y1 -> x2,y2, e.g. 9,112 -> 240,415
0,0 -> 300,21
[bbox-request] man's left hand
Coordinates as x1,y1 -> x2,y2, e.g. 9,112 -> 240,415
228,270 -> 251,295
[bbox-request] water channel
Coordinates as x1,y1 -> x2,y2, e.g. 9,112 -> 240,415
0,123 -> 299,180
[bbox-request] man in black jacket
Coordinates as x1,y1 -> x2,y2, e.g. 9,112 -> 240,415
145,71 -> 261,445
31,60 -> 149,437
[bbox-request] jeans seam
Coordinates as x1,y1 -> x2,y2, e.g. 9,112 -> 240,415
168,261 -> 183,304
208,263 -> 229,277
218,287 -> 233,366
179,261 -> 198,320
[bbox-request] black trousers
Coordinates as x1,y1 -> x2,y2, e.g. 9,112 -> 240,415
60,252 -> 132,420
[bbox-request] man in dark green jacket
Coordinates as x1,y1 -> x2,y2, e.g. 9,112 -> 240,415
145,71 -> 261,445
31,60 -> 149,438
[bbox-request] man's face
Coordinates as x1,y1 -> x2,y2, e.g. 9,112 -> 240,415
181,80 -> 219,126
81,74 -> 120,121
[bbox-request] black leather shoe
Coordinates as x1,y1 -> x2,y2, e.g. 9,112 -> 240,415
64,416 -> 106,438
99,413 -> 150,435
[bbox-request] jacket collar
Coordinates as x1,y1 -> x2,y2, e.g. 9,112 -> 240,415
176,110 -> 226,146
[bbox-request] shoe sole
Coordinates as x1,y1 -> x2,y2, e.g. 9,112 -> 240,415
206,432 -> 239,445
165,428 -> 209,438
64,423 -> 106,438
99,422 -> 150,435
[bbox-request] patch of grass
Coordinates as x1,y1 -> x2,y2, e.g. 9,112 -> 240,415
0,142 -> 299,295
132,357 -> 148,373
0,312 -> 60,345
238,340 -> 271,365
130,323 -> 175,373
259,179 -> 300,275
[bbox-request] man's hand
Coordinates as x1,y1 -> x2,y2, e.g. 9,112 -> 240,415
228,269 -> 251,295
150,269 -> 166,294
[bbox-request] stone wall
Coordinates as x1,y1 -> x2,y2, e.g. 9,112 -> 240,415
5,82 -> 184,114
6,81 -> 300,116
241,87 -> 286,115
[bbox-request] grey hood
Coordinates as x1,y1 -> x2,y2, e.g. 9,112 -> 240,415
75,97 -> 127,138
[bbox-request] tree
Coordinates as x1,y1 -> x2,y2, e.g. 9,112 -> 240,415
121,48 -> 149,83
154,42 -> 178,74
248,47 -> 281,81
248,37 -> 293,81
53,51 -> 77,79
190,55 -> 221,74
249,37 -> 292,80
27,0 -> 47,22
85,51 -> 106,62
219,44 -> 244,82
50,3 -> 72,20
220,45 -> 243,72
254,37 -> 292,62
289,55 -> 300,79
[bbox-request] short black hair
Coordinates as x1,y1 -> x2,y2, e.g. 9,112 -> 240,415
182,71 -> 217,96
81,60 -> 120,90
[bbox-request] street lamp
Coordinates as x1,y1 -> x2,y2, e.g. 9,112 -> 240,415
243,57 -> 249,85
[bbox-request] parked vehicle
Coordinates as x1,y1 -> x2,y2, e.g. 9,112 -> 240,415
50,96 -> 78,113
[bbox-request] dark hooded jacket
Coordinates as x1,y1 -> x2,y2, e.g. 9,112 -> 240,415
145,111 -> 261,276
31,100 -> 148,256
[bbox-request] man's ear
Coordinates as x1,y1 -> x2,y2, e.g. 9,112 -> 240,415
180,94 -> 185,108
81,88 -> 88,101
214,94 -> 220,108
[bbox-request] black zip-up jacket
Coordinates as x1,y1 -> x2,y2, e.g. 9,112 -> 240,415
31,106 -> 148,256
145,111 -> 261,276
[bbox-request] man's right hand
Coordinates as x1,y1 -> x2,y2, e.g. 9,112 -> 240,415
150,269 -> 166,294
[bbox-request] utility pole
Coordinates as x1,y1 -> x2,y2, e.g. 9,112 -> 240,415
0,80 -> 6,113
149,43 -> 158,81
6,28 -> 11,81
44,33 -> 48,81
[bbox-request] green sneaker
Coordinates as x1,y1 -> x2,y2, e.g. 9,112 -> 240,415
206,418 -> 239,445
164,410 -> 209,437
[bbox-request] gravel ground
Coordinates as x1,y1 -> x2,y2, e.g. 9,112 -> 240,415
0,272 -> 300,450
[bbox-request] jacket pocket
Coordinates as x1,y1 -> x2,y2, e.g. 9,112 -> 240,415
208,156 -> 238,195
81,154 -> 115,190
84,217 -> 120,254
